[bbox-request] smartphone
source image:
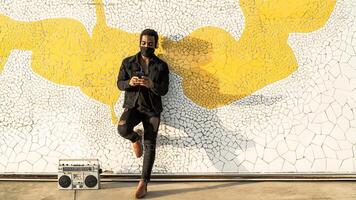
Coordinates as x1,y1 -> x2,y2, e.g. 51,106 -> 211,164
136,71 -> 144,78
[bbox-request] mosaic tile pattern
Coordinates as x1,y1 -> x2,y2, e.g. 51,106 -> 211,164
0,0 -> 355,173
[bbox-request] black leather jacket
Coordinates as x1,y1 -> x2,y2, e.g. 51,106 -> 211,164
117,52 -> 169,114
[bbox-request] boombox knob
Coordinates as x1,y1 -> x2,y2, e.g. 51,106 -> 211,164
58,175 -> 71,188
85,175 -> 98,188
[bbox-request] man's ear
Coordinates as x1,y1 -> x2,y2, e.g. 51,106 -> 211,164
155,40 -> 158,48
155,43 -> 158,48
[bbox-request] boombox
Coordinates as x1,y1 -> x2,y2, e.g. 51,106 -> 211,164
58,159 -> 102,190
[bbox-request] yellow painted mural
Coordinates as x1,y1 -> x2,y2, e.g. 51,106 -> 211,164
161,0 -> 336,108
0,0 -> 336,124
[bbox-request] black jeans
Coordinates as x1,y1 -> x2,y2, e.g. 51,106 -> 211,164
117,107 -> 160,183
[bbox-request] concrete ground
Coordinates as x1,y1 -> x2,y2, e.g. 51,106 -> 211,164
1,181 -> 356,200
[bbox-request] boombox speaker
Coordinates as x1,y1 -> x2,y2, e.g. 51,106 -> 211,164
58,158 -> 102,190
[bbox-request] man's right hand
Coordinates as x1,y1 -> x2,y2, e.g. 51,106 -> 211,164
129,76 -> 140,86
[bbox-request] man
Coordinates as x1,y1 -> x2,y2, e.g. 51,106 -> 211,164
116,29 -> 169,198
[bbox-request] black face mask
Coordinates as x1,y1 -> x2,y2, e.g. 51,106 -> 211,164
140,46 -> 155,58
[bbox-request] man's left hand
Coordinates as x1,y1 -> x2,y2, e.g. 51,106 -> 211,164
138,76 -> 154,88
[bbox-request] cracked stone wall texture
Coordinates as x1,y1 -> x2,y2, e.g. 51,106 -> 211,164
0,0 -> 356,173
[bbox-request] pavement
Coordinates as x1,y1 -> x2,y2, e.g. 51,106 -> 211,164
1,181 -> 356,200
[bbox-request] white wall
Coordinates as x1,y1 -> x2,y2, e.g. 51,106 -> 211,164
0,0 -> 355,173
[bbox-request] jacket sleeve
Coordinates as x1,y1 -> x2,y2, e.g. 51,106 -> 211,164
150,63 -> 169,96
117,60 -> 132,91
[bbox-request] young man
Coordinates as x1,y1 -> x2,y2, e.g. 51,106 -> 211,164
116,29 -> 169,198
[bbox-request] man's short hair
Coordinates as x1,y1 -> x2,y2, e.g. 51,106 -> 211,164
140,29 -> 158,48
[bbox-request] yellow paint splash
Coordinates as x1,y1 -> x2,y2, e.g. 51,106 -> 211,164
0,0 -> 336,124
160,0 -> 336,107
0,0 -> 139,124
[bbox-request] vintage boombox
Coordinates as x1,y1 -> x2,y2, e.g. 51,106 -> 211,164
58,159 -> 102,190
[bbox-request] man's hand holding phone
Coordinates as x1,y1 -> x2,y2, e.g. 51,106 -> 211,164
129,76 -> 153,88
138,76 -> 153,88
129,76 -> 140,86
